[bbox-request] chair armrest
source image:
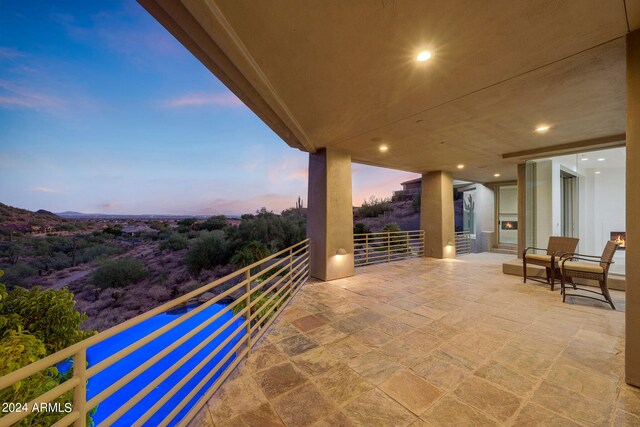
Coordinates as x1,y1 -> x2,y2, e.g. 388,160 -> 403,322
561,256 -> 614,266
523,247 -> 547,256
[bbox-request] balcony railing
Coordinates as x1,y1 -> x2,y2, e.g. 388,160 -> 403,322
354,230 -> 424,267
455,231 -> 472,255
0,239 -> 310,427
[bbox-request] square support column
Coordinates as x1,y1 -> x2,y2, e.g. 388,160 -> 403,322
420,171 -> 455,259
307,148 -> 354,281
626,29 -> 640,387
517,163 -> 527,258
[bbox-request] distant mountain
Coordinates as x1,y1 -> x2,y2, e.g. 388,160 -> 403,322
56,211 -> 211,220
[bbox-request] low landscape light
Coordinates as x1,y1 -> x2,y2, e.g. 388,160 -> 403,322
416,51 -> 432,62
494,173 -> 501,177
457,164 -> 464,169
379,145 -> 389,152
535,125 -> 550,133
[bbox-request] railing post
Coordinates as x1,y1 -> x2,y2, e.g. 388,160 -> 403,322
73,349 -> 87,427
244,269 -> 251,355
387,232 -> 391,263
288,247 -> 294,289
365,234 -> 369,265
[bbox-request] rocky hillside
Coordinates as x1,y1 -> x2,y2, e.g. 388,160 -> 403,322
0,203 -> 73,236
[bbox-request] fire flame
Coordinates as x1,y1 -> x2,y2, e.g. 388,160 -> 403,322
612,234 -> 626,248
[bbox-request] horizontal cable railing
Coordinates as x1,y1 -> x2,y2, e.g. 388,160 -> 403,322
0,238 -> 310,427
455,231 -> 472,255
354,230 -> 424,267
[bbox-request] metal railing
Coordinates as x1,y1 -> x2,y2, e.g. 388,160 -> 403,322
455,231 -> 472,255
0,239 -> 310,427
354,230 -> 424,267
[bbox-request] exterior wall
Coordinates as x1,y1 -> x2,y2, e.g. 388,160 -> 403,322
307,148 -> 354,281
473,184 -> 495,253
420,171 -> 455,259
626,29 -> 640,387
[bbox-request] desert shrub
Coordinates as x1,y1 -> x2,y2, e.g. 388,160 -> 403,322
382,223 -> 401,233
200,215 -> 228,231
357,196 -> 393,218
159,234 -> 189,251
77,244 -> 122,264
232,290 -> 289,328
353,223 -> 371,234
1,262 -> 37,288
92,257 -> 149,289
412,194 -> 421,211
102,226 -> 122,237
185,231 -> 230,274
231,241 -> 271,269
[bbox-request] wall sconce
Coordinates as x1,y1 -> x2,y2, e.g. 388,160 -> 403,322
446,240 -> 454,247
336,248 -> 347,256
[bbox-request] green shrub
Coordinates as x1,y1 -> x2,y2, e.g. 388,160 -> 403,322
159,234 -> 189,251
357,196 -> 393,218
92,257 -> 148,289
1,285 -> 95,353
1,262 -> 37,288
185,231 -> 230,274
0,270 -> 94,426
412,194 -> 421,211
354,223 -> 371,234
231,241 -> 271,269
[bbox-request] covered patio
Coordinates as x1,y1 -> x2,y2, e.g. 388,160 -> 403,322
189,254 -> 637,426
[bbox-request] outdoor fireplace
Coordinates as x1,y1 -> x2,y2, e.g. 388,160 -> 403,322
501,221 -> 518,230
610,232 -> 626,250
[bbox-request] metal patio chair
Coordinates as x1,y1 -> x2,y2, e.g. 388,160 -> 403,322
523,236 -> 579,290
560,240 -> 618,310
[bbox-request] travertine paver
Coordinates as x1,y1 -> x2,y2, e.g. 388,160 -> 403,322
191,254 -> 637,426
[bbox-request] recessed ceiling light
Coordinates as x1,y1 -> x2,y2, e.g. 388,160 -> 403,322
535,125 -> 550,133
457,164 -> 464,169
379,145 -> 388,152
416,51 -> 432,62
595,171 -> 601,174
581,157 -> 589,161
597,158 -> 605,162
494,173 -> 501,177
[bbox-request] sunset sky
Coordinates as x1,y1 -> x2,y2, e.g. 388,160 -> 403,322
0,1 -> 418,215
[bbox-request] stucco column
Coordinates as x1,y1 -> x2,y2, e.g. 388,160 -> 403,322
307,148 -> 354,281
420,171 -> 455,259
626,29 -> 640,387
517,163 -> 527,258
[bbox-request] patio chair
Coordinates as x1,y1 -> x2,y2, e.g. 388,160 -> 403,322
522,236 -> 579,290
560,240 -> 618,310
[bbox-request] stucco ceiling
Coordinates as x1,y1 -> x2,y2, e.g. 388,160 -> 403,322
138,0 -> 637,182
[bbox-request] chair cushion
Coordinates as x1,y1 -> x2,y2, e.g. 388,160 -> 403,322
562,261 -> 604,274
525,254 -> 552,263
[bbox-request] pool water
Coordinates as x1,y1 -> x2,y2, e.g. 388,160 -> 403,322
67,303 -> 245,426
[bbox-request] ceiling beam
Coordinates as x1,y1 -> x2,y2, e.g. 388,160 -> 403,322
501,134 -> 626,160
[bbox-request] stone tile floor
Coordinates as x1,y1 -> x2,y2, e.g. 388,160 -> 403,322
190,254 -> 639,426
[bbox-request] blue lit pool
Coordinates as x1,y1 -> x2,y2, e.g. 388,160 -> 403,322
73,303 -> 245,426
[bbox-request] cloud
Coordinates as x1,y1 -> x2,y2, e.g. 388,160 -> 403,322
0,80 -> 64,111
161,92 -> 245,109
0,47 -> 24,58
199,194 -> 300,216
30,186 -> 58,193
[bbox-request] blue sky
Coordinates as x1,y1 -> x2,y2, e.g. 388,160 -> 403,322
0,1 -> 418,215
